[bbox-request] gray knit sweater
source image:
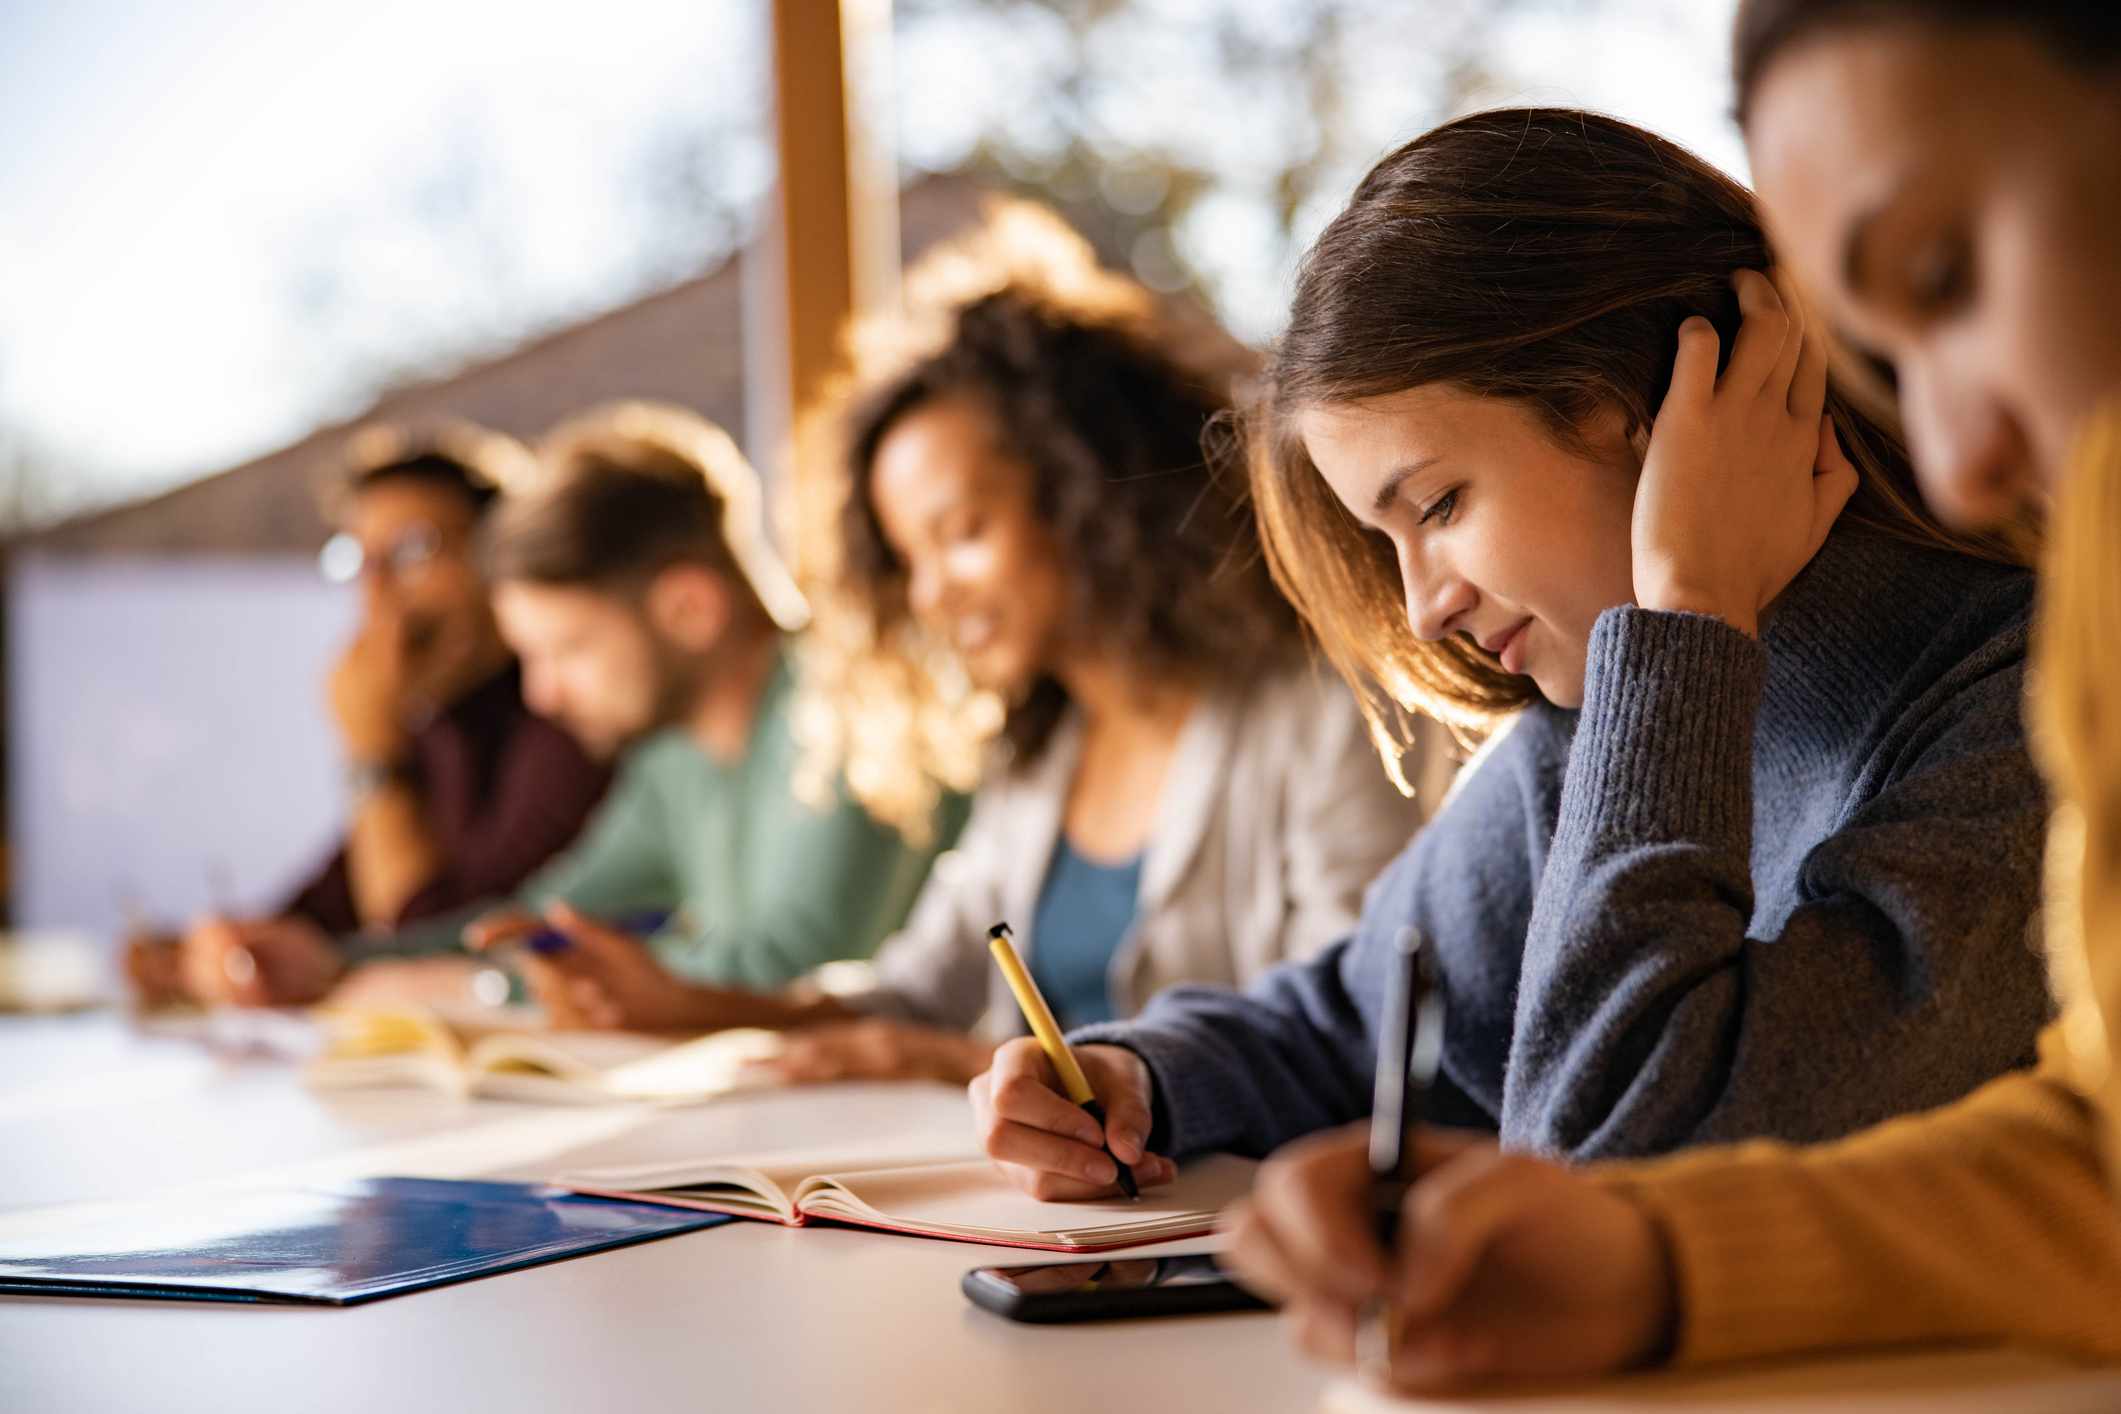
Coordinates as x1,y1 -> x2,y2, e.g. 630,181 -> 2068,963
1073,524 -> 2052,1161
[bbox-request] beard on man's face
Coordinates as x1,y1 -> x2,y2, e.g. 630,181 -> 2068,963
602,631 -> 714,756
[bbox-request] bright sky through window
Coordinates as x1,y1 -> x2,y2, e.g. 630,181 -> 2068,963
0,0 -> 1739,516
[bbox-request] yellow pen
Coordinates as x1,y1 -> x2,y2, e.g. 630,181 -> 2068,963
987,921 -> 1140,1200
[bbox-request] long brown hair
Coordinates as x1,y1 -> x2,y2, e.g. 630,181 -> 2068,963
790,200 -> 1300,839
1246,106 -> 2023,783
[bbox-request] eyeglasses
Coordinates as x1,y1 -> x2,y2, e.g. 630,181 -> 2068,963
318,524 -> 453,586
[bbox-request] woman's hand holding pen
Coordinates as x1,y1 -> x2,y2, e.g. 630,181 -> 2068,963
464,903 -> 847,1035
179,914 -> 343,1008
467,903 -> 736,1033
1631,267 -> 1858,637
1223,1122 -> 1676,1391
971,1038 -> 1178,1200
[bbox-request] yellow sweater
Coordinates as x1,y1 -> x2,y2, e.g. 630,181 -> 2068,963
1599,409 -> 2121,1366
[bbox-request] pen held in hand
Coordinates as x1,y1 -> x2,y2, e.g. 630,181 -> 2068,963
518,909 -> 676,957
987,921 -> 1140,1201
1361,926 -> 1445,1377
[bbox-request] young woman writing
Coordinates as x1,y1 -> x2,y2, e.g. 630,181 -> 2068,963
973,110 -> 2051,1192
1216,4 -> 2121,1388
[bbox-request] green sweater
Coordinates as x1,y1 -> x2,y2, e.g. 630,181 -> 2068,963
380,655 -> 961,990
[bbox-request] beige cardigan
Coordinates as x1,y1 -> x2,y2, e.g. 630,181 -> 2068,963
852,666 -> 1444,1039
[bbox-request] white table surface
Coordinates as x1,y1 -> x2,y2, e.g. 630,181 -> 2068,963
6,1013 -> 2121,1414
0,1012 -> 1324,1414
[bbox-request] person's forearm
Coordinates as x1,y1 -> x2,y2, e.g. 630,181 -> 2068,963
672,980 -> 858,1032
345,782 -> 446,928
1598,1047 -> 2121,1366
1506,608 -> 1764,1155
1072,938 -> 1380,1159
1506,605 -> 2048,1159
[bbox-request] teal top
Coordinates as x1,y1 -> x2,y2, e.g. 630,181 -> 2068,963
384,652 -> 965,990
1028,836 -> 1144,1031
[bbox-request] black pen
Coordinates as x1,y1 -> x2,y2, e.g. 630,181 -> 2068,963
1362,926 -> 1445,1375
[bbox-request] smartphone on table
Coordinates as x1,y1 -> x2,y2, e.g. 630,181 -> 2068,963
961,1253 -> 1272,1323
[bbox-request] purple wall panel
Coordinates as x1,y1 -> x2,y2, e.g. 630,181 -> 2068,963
8,553 -> 355,943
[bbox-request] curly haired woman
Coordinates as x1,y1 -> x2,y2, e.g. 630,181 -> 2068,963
506,202 -> 1436,1086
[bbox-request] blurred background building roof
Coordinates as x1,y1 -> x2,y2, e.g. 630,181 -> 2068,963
1,1 -> 1743,544
27,174 -> 991,558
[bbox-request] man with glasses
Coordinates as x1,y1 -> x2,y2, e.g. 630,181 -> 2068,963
125,427 -> 609,1008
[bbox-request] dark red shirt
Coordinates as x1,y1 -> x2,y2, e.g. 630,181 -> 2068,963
281,663 -> 609,934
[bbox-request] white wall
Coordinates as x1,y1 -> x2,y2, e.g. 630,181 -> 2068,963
8,552 -> 354,942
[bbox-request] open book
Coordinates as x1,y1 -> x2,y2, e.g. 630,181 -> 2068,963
554,1144 -> 1257,1252
303,1007 -> 785,1106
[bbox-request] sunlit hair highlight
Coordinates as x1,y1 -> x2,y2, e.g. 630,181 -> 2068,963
327,420 -> 534,520
519,400 -> 809,632
788,199 -> 1295,840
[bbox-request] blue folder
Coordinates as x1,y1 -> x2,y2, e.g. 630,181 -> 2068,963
0,1176 -> 732,1305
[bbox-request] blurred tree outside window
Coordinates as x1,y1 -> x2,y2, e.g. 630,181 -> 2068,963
0,0 -> 1735,531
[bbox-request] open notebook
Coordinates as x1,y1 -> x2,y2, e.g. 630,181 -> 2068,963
554,1145 -> 1257,1252
303,1007 -> 785,1105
